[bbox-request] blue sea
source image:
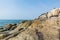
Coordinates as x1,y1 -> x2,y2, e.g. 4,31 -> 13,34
0,20 -> 22,27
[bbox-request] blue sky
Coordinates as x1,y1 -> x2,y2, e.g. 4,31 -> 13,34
0,0 -> 60,20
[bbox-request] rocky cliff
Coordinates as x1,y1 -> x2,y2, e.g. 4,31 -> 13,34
0,8 -> 60,40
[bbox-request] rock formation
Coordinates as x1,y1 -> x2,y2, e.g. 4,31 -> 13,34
0,8 -> 60,40
47,8 -> 60,18
37,8 -> 60,20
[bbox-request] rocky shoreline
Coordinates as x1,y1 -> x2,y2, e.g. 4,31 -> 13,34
0,8 -> 60,40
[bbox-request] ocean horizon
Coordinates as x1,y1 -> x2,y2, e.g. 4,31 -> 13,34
0,20 -> 23,27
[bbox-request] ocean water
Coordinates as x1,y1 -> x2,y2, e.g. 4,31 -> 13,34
0,20 -> 22,27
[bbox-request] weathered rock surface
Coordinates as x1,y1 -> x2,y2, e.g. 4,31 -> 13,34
1,8 -> 60,40
37,8 -> 60,20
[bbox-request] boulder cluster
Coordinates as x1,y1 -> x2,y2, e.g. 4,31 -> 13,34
0,8 -> 60,40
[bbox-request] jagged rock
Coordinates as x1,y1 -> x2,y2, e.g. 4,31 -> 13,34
47,8 -> 60,18
4,24 -> 17,31
1,8 -> 60,40
38,13 -> 48,20
37,8 -> 60,21
10,24 -> 17,30
0,24 -> 13,32
29,17 -> 60,40
4,24 -> 13,30
8,20 -> 32,34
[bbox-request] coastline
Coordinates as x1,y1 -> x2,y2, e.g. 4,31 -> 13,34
0,8 -> 60,40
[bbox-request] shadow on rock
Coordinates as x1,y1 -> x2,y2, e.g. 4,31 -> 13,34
35,29 -> 44,40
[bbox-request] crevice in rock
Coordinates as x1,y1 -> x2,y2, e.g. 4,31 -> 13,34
35,29 -> 44,40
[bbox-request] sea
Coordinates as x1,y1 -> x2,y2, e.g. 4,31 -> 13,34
0,20 -> 23,28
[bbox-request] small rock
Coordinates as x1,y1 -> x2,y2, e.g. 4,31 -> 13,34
0,33 -> 6,39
